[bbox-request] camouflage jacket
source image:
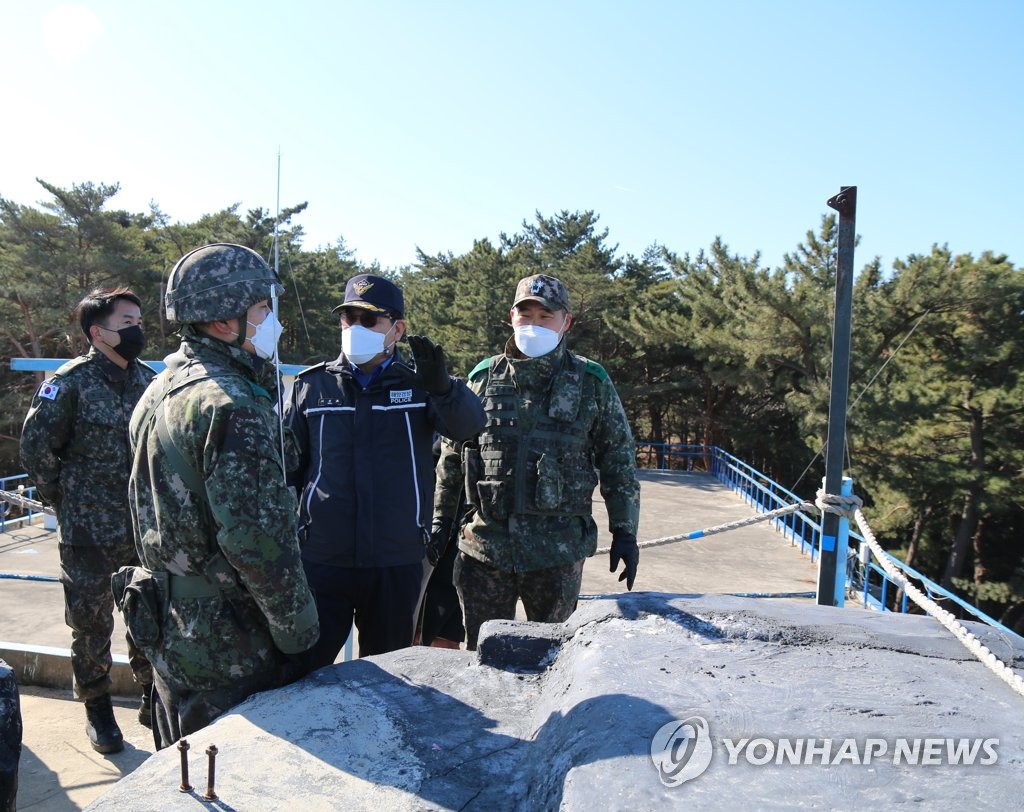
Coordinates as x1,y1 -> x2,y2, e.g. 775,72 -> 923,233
19,348 -> 155,547
128,328 -> 318,692
434,339 -> 640,572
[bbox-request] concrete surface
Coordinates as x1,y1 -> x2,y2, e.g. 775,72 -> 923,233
2,469 -> 823,810
87,594 -> 1024,811
17,687 -> 152,810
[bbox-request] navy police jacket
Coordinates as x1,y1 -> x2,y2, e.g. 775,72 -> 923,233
284,350 -> 486,568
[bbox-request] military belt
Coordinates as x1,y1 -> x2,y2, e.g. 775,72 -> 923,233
167,573 -> 221,600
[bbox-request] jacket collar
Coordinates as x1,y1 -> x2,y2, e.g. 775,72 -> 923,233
86,345 -> 132,382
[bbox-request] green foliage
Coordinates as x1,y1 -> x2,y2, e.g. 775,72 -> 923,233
2,179 -> 1022,624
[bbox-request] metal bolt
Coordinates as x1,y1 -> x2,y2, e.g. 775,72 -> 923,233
178,739 -> 192,792
204,745 -> 218,801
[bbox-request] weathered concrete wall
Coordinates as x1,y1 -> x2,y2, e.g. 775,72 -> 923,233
87,594 -> 1024,810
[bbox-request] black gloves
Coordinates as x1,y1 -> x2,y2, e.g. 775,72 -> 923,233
427,517 -> 454,567
395,335 -> 452,396
609,529 -> 639,591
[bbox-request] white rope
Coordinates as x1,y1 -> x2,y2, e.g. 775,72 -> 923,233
594,486 -> 1024,699
595,501 -> 814,555
853,508 -> 1024,699
815,488 -> 863,520
0,488 -> 54,516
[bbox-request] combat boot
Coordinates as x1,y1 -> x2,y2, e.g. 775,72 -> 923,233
84,695 -> 124,754
138,687 -> 152,728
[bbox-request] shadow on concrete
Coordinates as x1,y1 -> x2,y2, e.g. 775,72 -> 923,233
16,685 -> 152,811
604,591 -> 727,639
307,661 -> 676,809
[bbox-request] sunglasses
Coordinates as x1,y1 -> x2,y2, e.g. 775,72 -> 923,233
338,309 -> 394,329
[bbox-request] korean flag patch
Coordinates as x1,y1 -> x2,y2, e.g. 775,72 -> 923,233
37,382 -> 60,401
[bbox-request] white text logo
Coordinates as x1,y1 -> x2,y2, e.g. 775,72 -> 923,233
722,737 -> 998,766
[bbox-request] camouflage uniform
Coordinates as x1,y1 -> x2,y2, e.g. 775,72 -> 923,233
19,348 -> 154,699
0,659 -> 21,812
127,245 -> 319,749
434,294 -> 640,648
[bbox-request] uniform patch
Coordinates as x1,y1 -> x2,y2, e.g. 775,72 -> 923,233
37,381 -> 60,400
390,388 -> 413,404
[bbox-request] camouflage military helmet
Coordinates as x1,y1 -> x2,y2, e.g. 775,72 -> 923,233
164,243 -> 284,323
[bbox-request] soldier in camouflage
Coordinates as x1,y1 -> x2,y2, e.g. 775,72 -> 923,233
125,243 -> 319,750
19,287 -> 154,754
1,659 -> 22,811
433,274 -> 641,650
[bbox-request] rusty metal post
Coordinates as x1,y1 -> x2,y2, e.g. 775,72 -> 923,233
204,745 -> 218,801
177,739 -> 192,792
816,186 -> 857,606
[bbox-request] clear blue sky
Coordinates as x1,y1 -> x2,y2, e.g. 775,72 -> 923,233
3,1 -> 1022,273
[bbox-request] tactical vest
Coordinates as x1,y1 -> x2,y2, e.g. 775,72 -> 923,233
468,352 -> 600,523
130,360 -> 275,607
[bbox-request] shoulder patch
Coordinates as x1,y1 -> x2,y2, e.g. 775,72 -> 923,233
36,381 -> 60,401
468,356 -> 496,380
296,361 -> 328,378
584,359 -> 609,382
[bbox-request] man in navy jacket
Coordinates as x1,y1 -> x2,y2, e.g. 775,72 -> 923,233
284,274 -> 486,666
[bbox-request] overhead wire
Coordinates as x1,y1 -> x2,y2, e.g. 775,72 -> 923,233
788,307 -> 933,494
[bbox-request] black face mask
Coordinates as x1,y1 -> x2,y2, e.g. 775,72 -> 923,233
110,324 -> 146,362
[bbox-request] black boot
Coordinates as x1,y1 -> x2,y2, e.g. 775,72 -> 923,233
138,687 -> 152,729
84,695 -> 124,754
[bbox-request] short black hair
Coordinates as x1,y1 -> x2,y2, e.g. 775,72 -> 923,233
75,287 -> 142,341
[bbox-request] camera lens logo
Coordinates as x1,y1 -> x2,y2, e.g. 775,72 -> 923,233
650,716 -> 713,787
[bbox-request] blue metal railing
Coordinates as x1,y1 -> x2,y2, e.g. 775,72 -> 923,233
635,443 -> 835,561
635,442 -> 1020,639
0,474 -> 42,532
855,546 -> 1013,633
10,357 -> 307,377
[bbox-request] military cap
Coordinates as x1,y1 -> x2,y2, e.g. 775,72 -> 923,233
332,274 -> 404,319
512,274 -> 570,312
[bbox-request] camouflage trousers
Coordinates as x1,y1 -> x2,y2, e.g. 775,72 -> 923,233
453,552 -> 585,650
59,544 -> 152,700
0,659 -> 21,812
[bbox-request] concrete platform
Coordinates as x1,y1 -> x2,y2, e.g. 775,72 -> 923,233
1,469 -> 820,810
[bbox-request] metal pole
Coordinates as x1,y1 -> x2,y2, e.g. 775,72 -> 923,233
816,186 -> 857,606
832,476 -> 853,607
272,150 -> 287,484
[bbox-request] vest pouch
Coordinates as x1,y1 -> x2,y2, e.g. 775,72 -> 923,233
111,565 -> 167,649
535,453 -> 563,510
475,480 -> 509,521
462,445 -> 483,510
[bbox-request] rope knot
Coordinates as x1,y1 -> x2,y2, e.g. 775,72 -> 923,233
815,488 -> 863,520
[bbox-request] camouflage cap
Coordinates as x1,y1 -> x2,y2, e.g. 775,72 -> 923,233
512,274 -> 570,312
165,243 -> 283,323
332,274 -> 405,319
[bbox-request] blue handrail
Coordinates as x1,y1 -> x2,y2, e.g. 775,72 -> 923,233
10,357 -> 307,377
635,442 -> 1020,639
0,474 -> 40,532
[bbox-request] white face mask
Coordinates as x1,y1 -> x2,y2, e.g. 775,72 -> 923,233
343,323 -> 396,365
513,323 -> 564,358
247,312 -> 283,360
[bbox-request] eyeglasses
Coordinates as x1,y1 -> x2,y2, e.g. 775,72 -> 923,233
339,309 -> 394,329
